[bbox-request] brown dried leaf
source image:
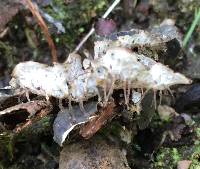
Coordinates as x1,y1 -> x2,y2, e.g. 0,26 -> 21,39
79,102 -> 116,139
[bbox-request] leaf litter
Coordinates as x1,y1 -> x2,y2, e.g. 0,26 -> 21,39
53,101 -> 98,146
2,25 -> 192,145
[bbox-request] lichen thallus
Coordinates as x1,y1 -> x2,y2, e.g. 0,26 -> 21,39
10,47 -> 191,115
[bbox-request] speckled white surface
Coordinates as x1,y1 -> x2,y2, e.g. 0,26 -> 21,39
10,32 -> 191,102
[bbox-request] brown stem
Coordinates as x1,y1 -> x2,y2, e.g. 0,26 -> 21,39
24,0 -> 57,63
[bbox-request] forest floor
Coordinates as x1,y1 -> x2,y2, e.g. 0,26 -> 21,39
1,0 -> 200,169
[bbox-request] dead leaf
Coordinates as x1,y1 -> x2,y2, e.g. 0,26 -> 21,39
158,105 -> 178,121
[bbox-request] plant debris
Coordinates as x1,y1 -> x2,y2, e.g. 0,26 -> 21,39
80,102 -> 116,139
0,0 -> 199,168
0,100 -> 48,117
53,102 -> 98,146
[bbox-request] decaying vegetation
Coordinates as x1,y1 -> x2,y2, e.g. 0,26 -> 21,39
1,0 -> 200,169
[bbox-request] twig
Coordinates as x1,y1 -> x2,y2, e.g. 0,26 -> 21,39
74,27 -> 95,53
183,8 -> 200,48
0,27 -> 9,39
102,0 -> 121,18
73,0 -> 121,53
24,0 -> 58,63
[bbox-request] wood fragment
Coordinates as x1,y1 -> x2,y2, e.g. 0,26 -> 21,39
14,105 -> 52,133
0,100 -> 48,117
79,102 -> 116,139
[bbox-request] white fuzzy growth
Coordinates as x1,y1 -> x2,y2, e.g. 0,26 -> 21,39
149,63 -> 191,90
70,73 -> 99,102
11,61 -> 69,99
117,31 -> 157,46
64,53 -> 85,81
92,47 -> 191,91
94,40 -> 111,59
135,63 -> 191,90
137,54 -> 157,69
10,53 -> 99,101
94,28 -> 173,59
93,47 -> 146,80
10,47 -> 191,102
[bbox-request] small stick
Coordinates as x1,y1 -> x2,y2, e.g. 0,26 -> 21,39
73,0 -> 121,53
74,27 -> 95,53
23,0 -> 58,63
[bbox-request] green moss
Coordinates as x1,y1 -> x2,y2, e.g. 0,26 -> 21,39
0,41 -> 16,68
195,128 -> 200,138
154,147 -> 181,168
0,132 -> 15,164
44,0 -> 109,49
153,125 -> 200,168
189,140 -> 200,168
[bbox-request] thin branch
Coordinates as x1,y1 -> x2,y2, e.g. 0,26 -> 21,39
74,27 -> 95,53
102,0 -> 121,18
73,0 -> 121,53
24,0 -> 58,63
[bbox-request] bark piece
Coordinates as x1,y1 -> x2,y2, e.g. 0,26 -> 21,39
0,100 -> 48,117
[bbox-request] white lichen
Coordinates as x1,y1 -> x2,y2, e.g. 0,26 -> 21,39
9,29 -> 192,108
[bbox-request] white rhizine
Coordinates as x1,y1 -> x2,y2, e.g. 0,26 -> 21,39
132,90 -> 142,104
